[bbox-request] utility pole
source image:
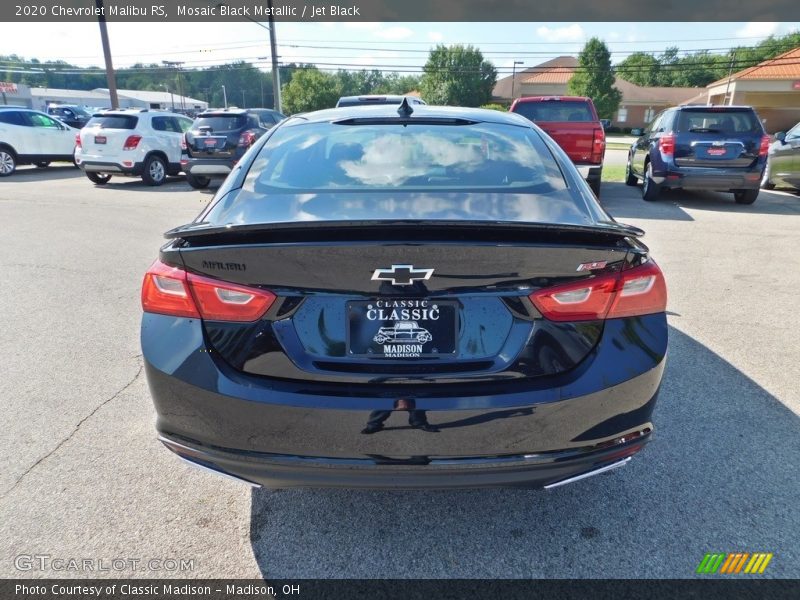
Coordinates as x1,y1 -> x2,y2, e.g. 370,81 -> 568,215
241,90 -> 246,108
723,51 -> 736,105
95,0 -> 119,109
221,85 -> 227,109
163,60 -> 185,110
511,61 -> 524,100
268,0 -> 282,113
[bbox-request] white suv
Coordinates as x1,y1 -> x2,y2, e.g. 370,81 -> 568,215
0,107 -> 78,177
75,109 -> 193,186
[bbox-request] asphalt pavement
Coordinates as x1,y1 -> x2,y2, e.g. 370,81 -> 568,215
1,165 -> 798,579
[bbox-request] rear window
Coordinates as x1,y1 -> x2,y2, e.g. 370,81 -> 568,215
193,115 -> 247,132
244,121 -> 566,192
676,109 -> 762,134
86,115 -> 138,129
513,101 -> 594,123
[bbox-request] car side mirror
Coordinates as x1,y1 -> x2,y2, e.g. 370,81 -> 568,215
775,131 -> 786,143
630,128 -> 643,137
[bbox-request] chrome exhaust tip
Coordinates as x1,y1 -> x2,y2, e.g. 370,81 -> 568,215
544,457 -> 631,490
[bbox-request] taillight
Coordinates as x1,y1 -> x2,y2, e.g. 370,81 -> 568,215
75,133 -> 82,149
141,259 -> 276,322
181,134 -> 187,151
529,260 -> 667,322
123,135 -> 142,151
238,131 -> 257,148
658,133 -> 675,156
759,134 -> 770,157
591,128 -> 605,163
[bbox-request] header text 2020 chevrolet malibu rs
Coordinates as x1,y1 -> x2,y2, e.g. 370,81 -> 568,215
141,101 -> 668,489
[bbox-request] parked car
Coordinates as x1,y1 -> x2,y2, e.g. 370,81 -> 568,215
141,104 -> 668,490
75,109 -> 193,186
46,104 -> 91,129
761,121 -> 800,192
626,105 -> 769,204
336,95 -> 427,108
0,107 -> 78,176
510,96 -> 606,197
181,108 -> 285,189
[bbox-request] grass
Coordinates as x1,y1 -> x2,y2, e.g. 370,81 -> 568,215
601,165 -> 627,183
606,142 -> 632,151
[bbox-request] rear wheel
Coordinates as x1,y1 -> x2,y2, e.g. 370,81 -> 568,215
625,156 -> 638,186
733,189 -> 759,205
35,160 -> 51,168
0,147 -> 16,177
641,162 -> 661,201
186,173 -> 211,189
86,172 -> 112,185
142,155 -> 167,186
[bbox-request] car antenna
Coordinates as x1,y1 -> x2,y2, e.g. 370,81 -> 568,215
397,97 -> 413,117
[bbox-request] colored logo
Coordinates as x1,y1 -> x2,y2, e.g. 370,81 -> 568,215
696,552 -> 773,574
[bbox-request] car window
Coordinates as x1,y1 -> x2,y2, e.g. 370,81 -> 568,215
244,121 -> 566,192
27,113 -> 61,128
513,101 -> 594,123
176,117 -> 193,133
193,115 -> 247,132
0,111 -> 25,126
785,123 -> 800,140
676,110 -> 761,134
648,113 -> 664,134
86,115 -> 139,129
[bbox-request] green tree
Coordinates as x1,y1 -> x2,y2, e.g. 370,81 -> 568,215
616,52 -> 660,86
567,38 -> 622,120
420,44 -> 496,106
282,67 -> 341,114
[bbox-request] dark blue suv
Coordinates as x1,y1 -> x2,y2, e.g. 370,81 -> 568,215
625,105 -> 769,204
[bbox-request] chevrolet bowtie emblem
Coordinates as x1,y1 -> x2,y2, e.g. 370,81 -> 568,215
371,264 -> 434,286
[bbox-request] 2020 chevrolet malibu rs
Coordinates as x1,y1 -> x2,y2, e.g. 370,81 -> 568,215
141,101 -> 668,490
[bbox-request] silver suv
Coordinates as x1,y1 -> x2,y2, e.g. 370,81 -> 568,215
75,109 -> 192,186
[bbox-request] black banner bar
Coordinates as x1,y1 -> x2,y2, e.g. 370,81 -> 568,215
2,579 -> 800,600
2,0 -> 799,22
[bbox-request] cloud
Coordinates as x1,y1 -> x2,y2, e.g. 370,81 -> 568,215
427,31 -> 444,42
374,26 -> 415,41
735,22 -> 779,38
535,24 -> 585,43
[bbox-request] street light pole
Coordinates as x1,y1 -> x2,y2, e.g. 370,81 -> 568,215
511,61 -> 524,101
267,0 -> 282,113
221,85 -> 227,109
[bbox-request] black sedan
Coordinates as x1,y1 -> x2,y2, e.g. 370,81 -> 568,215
141,102 -> 668,489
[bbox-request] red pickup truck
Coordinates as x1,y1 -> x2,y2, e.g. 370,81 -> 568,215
510,96 -> 606,196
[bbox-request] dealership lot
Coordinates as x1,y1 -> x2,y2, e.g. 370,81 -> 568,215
1,162 -> 798,578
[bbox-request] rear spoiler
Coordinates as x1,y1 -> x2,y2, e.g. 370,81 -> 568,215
164,219 -> 644,241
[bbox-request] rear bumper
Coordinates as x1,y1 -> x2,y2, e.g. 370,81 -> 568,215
182,157 -> 235,176
652,164 -> 764,190
79,159 -> 143,176
143,312 -> 667,489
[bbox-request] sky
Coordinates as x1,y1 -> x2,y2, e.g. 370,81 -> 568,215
1,21 -> 799,75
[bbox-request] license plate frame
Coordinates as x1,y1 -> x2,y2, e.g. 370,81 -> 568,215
94,135 -> 106,144
346,299 -> 459,358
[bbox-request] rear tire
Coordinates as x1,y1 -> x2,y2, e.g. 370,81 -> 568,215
625,157 -> 638,186
642,162 -> 661,201
0,147 -> 16,177
35,160 -> 51,168
142,155 -> 167,186
186,173 -> 211,189
734,189 -> 759,205
86,172 -> 112,185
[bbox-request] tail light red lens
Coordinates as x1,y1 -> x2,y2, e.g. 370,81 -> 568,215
142,260 -> 276,322
181,134 -> 187,151
75,133 -> 82,149
238,131 -> 257,148
658,133 -> 675,156
123,135 -> 142,151
529,260 -> 667,321
591,128 -> 605,163
759,134 -> 770,157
